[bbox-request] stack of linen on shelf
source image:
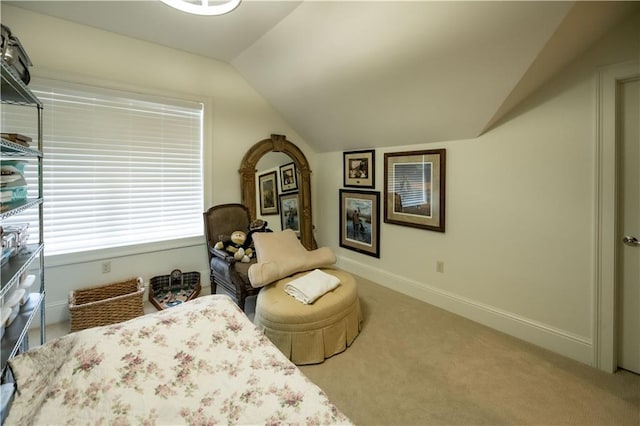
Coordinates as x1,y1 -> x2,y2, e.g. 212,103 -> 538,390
1,274 -> 34,338
1,223 -> 29,266
1,159 -> 28,207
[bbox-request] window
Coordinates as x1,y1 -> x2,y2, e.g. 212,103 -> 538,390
2,79 -> 204,256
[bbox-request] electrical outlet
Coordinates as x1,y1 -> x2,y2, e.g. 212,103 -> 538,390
436,261 -> 444,273
101,261 -> 111,274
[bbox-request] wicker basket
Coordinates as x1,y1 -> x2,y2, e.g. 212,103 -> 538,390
69,277 -> 145,332
149,271 -> 201,310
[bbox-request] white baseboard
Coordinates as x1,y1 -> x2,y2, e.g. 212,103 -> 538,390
336,256 -> 594,366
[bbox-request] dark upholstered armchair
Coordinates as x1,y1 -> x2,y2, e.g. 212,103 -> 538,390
203,204 -> 260,311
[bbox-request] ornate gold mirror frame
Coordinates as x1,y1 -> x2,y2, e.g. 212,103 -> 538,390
240,134 -> 316,250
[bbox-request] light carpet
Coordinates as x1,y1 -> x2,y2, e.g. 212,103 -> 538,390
299,275 -> 639,425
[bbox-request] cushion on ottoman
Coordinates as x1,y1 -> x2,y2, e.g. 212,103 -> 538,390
248,230 -> 336,288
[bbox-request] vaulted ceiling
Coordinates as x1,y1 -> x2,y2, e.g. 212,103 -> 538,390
7,1 -> 640,152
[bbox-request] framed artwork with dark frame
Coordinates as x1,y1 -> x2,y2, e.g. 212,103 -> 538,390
343,149 -> 375,188
279,162 -> 298,193
384,149 -> 446,232
258,171 -> 279,215
339,189 -> 380,258
279,191 -> 300,234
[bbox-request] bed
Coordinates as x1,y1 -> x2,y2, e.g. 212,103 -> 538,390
4,295 -> 352,425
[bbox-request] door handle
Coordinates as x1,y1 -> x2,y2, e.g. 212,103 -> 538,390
622,236 -> 640,247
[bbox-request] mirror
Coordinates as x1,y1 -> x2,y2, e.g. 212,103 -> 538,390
255,151 -> 289,221
256,152 -> 290,172
240,134 -> 316,250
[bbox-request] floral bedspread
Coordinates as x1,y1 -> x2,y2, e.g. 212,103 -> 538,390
6,295 -> 352,425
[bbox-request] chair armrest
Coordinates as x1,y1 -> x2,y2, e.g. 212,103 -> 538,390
210,246 -> 237,264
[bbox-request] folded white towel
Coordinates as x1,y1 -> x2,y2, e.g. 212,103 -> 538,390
284,269 -> 340,304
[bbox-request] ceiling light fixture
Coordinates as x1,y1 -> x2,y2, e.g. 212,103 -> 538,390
160,0 -> 241,16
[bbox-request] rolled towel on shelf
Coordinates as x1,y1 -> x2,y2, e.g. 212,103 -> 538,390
284,269 -> 340,305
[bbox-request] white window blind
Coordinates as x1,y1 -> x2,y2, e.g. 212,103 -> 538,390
2,79 -> 204,256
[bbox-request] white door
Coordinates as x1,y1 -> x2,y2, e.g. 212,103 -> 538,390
618,77 -> 640,374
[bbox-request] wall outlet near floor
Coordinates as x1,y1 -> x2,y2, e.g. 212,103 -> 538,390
101,261 -> 111,274
436,261 -> 444,273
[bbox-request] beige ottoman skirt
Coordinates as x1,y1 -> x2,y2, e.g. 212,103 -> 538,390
254,268 -> 362,365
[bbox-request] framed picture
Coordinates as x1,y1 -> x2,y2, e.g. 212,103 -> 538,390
339,189 -> 380,258
343,149 -> 375,188
384,149 -> 446,232
279,162 -> 298,192
258,171 -> 279,215
279,192 -> 300,234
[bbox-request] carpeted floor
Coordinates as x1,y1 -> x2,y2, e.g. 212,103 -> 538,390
298,275 -> 640,425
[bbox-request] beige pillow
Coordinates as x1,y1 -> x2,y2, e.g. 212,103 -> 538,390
248,229 -> 336,288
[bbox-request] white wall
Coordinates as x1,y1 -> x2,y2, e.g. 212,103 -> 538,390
2,5 -> 316,324
315,12 -> 640,366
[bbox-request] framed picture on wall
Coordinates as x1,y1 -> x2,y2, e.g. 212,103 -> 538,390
343,149 -> 375,188
383,149 -> 446,232
279,162 -> 298,193
258,171 -> 279,215
339,189 -> 380,258
279,192 -> 300,234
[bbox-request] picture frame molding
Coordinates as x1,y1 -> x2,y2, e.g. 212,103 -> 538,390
279,191 -> 300,234
279,162 -> 298,193
339,189 -> 381,258
383,149 -> 446,232
343,149 -> 375,188
258,170 -> 279,216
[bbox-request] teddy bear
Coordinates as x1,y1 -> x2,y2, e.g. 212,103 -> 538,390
214,230 -> 253,263
214,219 -> 273,263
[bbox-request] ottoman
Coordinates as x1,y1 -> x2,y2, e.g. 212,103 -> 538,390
253,268 -> 362,365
